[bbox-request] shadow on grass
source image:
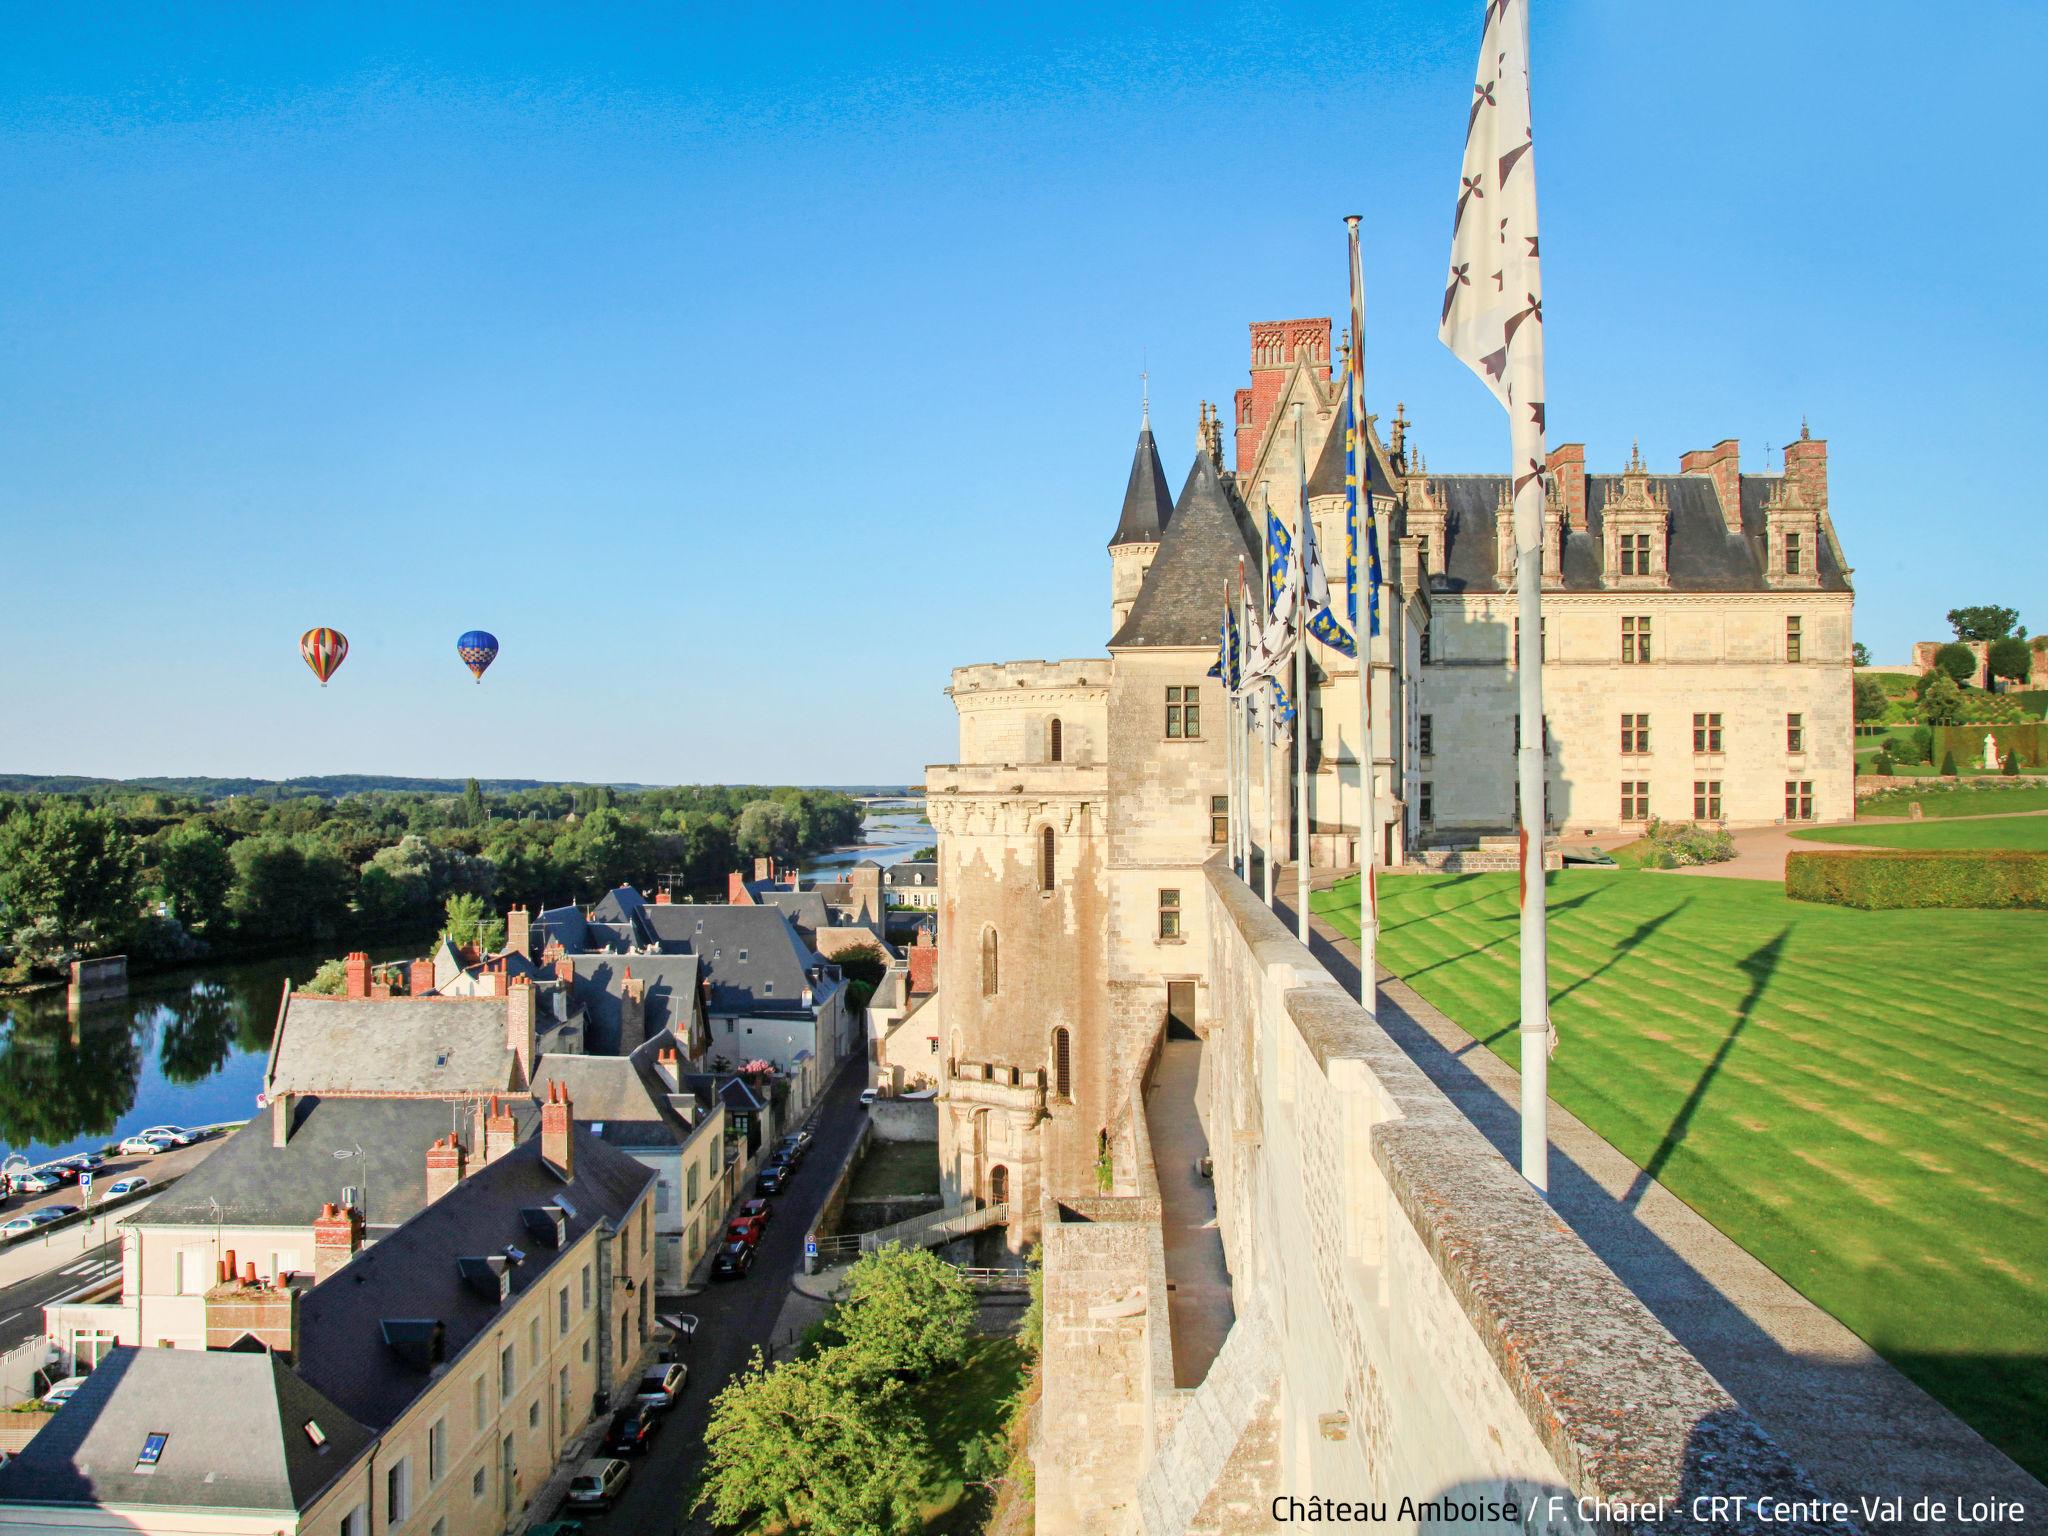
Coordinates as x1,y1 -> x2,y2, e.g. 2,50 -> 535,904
1622,925 -> 1789,1211
1395,887 -> 1601,986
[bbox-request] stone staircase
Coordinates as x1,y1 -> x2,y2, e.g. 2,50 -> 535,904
1408,833 -> 1563,873
1132,1312 -> 1282,1536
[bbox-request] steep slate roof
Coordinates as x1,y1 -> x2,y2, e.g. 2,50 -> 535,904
688,906 -> 827,1015
1430,473 -> 1852,596
1110,451 -> 1262,649
563,954 -> 701,1054
1306,409 -> 1401,501
295,1127 -> 651,1432
883,861 -> 938,889
268,996 -> 523,1099
0,1346 -> 373,1515
755,888 -> 832,943
532,1033 -> 703,1153
1107,422 -> 1174,547
531,902 -> 590,953
129,1096 -> 531,1234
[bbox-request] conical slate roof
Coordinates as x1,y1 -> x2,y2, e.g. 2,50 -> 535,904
1109,451 -> 1261,649
1306,405 -> 1402,500
1108,423 -> 1175,548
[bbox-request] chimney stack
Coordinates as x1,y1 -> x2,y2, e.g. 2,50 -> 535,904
312,1202 -> 363,1282
1546,443 -> 1587,532
408,958 -> 436,998
727,870 -> 751,904
655,1047 -> 681,1094
753,856 -> 775,884
507,979 -> 536,1085
204,1268 -> 301,1359
505,905 -> 531,959
270,1091 -> 295,1148
541,1081 -> 574,1183
555,953 -> 576,986
491,965 -> 509,998
653,888 -> 671,905
425,1134 -> 467,1204
619,969 -> 648,1056
1679,439 -> 1743,534
1782,424 -> 1827,514
909,931 -> 938,996
483,1094 -> 519,1164
344,952 -> 371,1000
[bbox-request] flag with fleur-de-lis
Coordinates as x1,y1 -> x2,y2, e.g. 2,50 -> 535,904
1440,0 -> 1548,560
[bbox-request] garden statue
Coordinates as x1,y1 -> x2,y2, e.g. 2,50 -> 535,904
1984,733 -> 2000,770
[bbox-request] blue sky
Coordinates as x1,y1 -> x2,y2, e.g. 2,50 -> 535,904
2,3 -> 2039,785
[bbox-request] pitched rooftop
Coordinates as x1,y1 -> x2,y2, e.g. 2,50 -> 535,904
267,994 -> 528,1098
1110,449 -> 1262,649
1107,417 -> 1174,548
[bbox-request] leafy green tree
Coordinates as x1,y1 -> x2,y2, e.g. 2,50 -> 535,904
1947,605 -> 2020,642
300,957 -> 350,995
0,803 -> 140,970
154,822 -> 234,933
1852,674 -> 1889,723
693,1349 -> 934,1536
1919,673 -> 1965,726
2004,749 -> 2021,776
1987,635 -> 2032,688
736,799 -> 799,862
439,892 -> 506,954
1932,643 -> 1978,684
836,1245 -> 977,1380
228,836 -> 355,944
459,777 -> 486,828
1851,641 -> 1871,667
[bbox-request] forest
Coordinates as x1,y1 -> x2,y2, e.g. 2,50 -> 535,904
0,779 -> 866,982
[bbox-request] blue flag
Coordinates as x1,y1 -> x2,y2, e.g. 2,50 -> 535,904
1343,379 -> 1383,639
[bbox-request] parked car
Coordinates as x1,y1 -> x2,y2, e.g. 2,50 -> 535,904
565,1458 -> 631,1511
710,1240 -> 756,1280
41,1204 -> 79,1222
60,1153 -> 106,1174
0,1216 -> 39,1240
774,1138 -> 807,1170
859,1086 -> 880,1105
12,1168 -> 65,1196
138,1126 -> 201,1147
635,1362 -> 687,1411
40,1376 -> 87,1407
105,1176 -> 149,1199
117,1135 -> 175,1157
661,1312 -> 698,1339
725,1214 -> 766,1247
755,1162 -> 789,1196
737,1198 -> 771,1227
604,1405 -> 659,1456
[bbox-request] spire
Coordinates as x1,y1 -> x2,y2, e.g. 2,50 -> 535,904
1141,368 -> 1150,430
1108,410 -> 1174,548
1109,449 -> 1262,649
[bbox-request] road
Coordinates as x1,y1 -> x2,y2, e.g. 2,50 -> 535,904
573,1062 -> 872,1535
0,1232 -> 124,1355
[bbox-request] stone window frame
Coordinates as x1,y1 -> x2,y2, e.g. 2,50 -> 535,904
1620,781 -> 1651,822
1165,685 -> 1202,739
1157,889 -> 1182,942
1620,713 -> 1650,755
1419,781 -> 1435,824
1038,825 -> 1056,893
1051,1027 -> 1072,1101
1786,780 -> 1815,821
1692,712 -> 1723,754
981,927 -> 999,997
1786,615 -> 1804,664
1419,714 -> 1434,759
1693,780 -> 1723,822
1622,614 -> 1652,664
1209,795 -> 1228,846
1049,717 -> 1064,763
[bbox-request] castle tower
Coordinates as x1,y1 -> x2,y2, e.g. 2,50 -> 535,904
1107,404 -> 1174,638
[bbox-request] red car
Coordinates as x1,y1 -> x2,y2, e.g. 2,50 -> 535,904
738,1198 -> 772,1228
726,1214 -> 766,1247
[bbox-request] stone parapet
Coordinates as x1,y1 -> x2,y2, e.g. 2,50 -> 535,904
950,658 -> 1113,694
926,762 -> 1109,797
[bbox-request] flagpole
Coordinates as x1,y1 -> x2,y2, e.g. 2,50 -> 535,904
1225,580 -> 1241,880
1346,215 -> 1379,1018
1235,576 -> 1250,880
1260,520 -> 1276,910
1292,403 -> 1312,945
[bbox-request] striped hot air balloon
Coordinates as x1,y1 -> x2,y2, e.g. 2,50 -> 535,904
456,630 -> 499,683
300,627 -> 348,687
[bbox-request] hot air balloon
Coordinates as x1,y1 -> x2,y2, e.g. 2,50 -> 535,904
456,630 -> 500,683
300,627 -> 348,687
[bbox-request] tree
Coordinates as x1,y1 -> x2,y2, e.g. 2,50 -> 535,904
1919,674 -> 1965,727
835,1245 -> 977,1381
1851,641 -> 1872,668
693,1349 -> 934,1536
1932,643 -> 1978,684
459,777 -> 486,828
0,803 -> 140,971
1987,636 -> 2032,689
228,836 -> 355,944
2004,749 -> 2021,776
736,799 -> 799,862
439,892 -> 505,954
1852,674 -> 1889,723
154,822 -> 234,933
1947,605 -> 2020,642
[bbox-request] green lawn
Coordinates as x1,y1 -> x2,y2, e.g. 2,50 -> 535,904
1312,869 -> 2048,1479
1793,818 -> 2048,851
1857,784 -> 2048,819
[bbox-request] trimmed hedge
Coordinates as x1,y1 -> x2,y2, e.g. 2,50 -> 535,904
1936,722 -> 2047,770
1786,849 -> 2048,910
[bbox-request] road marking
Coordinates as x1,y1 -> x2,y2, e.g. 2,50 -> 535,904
0,1312 -> 20,1326
58,1260 -> 94,1276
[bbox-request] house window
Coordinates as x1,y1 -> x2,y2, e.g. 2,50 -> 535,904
1621,782 -> 1650,821
1622,615 -> 1651,664
1513,616 -> 1546,665
1785,531 -> 1803,575
1165,686 -> 1200,738
1419,621 -> 1433,664
499,1343 -> 515,1399
981,929 -> 999,997
1157,889 -> 1181,941
737,949 -> 748,963
1210,795 -> 1228,845
528,1401 -> 540,1429
1786,780 -> 1815,821
1053,1028 -> 1071,1099
581,1263 -> 592,1309
473,1375 -> 487,1433
558,1286 -> 570,1333
762,981 -> 773,995
1050,718 -> 1063,763
529,1316 -> 540,1362
1620,531 -> 1652,576
1419,782 -> 1435,824
472,1467 -> 487,1500
1787,713 -> 1804,752
1786,615 -> 1803,663
559,1367 -> 571,1427
1693,712 -> 1723,753
342,1505 -> 369,1536
1620,713 -> 1650,755
1039,826 -> 1055,891
1419,714 -> 1434,757
428,1417 -> 447,1484
1694,781 -> 1723,821
387,1457 -> 412,1525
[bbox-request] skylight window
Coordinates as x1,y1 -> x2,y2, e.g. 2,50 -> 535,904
137,1431 -> 169,1469
304,1421 -> 327,1448
738,949 -> 748,963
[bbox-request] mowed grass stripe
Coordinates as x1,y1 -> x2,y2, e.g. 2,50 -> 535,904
1310,868 -> 2048,1478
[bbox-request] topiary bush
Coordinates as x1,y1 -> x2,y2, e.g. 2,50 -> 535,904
1787,850 -> 2048,910
1940,750 -> 1959,777
1873,748 -> 1896,775
1933,642 -> 1979,683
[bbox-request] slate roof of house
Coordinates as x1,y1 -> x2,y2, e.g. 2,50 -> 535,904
756,889 -> 832,942
1109,423 -> 1175,547
1110,451 -> 1263,649
268,995 -> 526,1099
129,1095 -> 532,1233
688,906 -> 828,1015
883,861 -> 938,889
531,902 -> 589,953
0,1346 -> 373,1515
531,1032 -> 705,1153
295,1126 -> 651,1433
563,953 -> 701,1054
1429,473 -> 1851,595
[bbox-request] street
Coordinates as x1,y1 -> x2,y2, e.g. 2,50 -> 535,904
574,1061 -> 872,1535
0,1231 -> 123,1357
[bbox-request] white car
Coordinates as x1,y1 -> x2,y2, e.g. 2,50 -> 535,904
137,1126 -> 199,1147
105,1176 -> 149,1199
116,1135 -> 175,1157
859,1087 -> 880,1105
39,1377 -> 86,1408
11,1169 -> 65,1195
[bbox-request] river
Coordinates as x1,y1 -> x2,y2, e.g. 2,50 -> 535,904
800,799 -> 931,878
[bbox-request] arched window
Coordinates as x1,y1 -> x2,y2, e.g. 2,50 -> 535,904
988,1164 -> 1009,1205
981,928 -> 999,997
1049,718 -> 1063,763
1039,826 -> 1056,892
1052,1027 -> 1071,1100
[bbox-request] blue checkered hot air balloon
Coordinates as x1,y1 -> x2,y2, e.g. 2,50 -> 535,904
456,630 -> 499,683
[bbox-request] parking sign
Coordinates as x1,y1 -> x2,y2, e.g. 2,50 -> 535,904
804,1239 -> 817,1258
79,1172 -> 92,1193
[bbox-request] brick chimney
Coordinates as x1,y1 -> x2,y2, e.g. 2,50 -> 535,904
753,857 -> 775,883
505,905 -> 531,959
490,965 -> 508,998
344,952 -> 371,1000
555,953 -> 576,986
541,1081 -> 574,1183
205,1268 -> 301,1359
619,969 -> 648,1056
727,870 -> 752,904
312,1202 -> 363,1283
1679,438 -> 1743,534
407,958 -> 436,998
270,1091 -> 295,1148
1238,319 -> 1332,475
653,888 -> 671,905
1782,424 -> 1827,514
507,979 -> 535,1085
654,1047 -> 681,1094
1547,443 -> 1587,532
425,1134 -> 466,1204
909,930 -> 938,996
482,1094 -> 519,1164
